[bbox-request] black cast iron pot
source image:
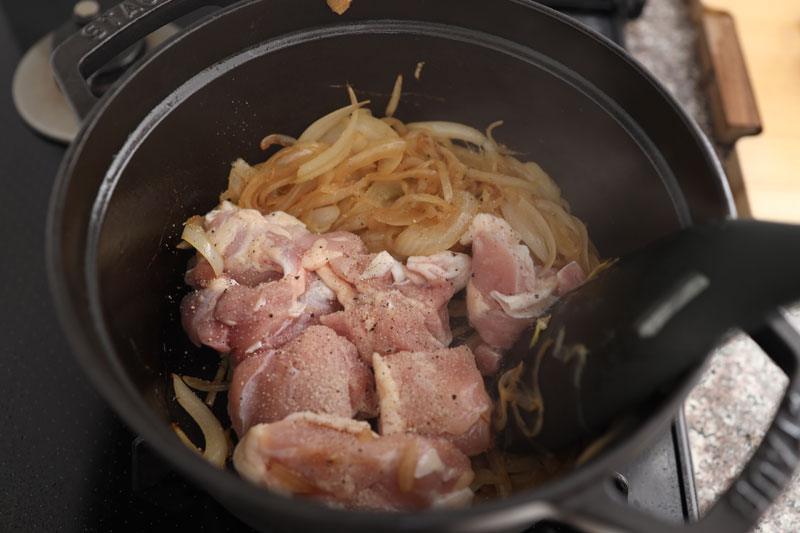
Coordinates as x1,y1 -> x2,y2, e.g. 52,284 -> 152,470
46,1 -> 800,531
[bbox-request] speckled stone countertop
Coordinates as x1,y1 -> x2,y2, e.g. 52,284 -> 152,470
626,2 -> 800,531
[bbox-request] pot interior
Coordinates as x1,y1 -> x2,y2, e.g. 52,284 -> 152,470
94,24 -> 693,390
55,1 -> 731,530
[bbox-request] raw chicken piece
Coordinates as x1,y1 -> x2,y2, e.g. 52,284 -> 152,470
181,208 -> 384,364
320,290 -> 448,366
461,214 -> 585,371
181,203 -> 343,362
180,277 -> 233,352
473,343 -> 504,377
228,326 -> 377,436
181,272 -> 340,366
303,231 -> 470,312
226,275 -> 340,366
299,231 -> 368,270
555,261 -> 587,295
186,202 -> 312,288
233,412 -> 474,510
307,245 -> 470,364
326,250 -> 470,307
464,284 -> 532,350
373,346 -> 492,456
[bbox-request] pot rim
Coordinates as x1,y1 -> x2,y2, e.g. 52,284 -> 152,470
46,0 -> 735,530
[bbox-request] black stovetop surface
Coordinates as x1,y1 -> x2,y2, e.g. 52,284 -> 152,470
0,1 -> 696,531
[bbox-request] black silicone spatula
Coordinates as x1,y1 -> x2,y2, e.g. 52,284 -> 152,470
498,219 -> 800,452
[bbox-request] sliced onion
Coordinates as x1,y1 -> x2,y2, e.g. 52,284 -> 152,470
333,211 -> 371,232
307,205 -> 341,232
364,181 -> 405,206
397,439 -> 418,492
303,180 -> 366,210
260,134 -> 297,150
393,190 -> 478,257
172,374 -> 227,468
522,161 -> 561,201
501,194 -> 557,270
172,423 -> 200,452
363,166 -> 437,183
359,110 -> 400,140
372,205 -> 430,226
414,61 -> 425,80
534,198 -> 582,258
319,109 -> 397,145
297,97 -> 368,142
336,138 -> 405,178
181,376 -> 229,392
434,160 -> 454,202
377,153 -> 403,175
350,131 -> 369,153
204,356 -> 229,407
393,193 -> 453,210
181,220 -> 224,277
406,121 -> 497,152
485,120 -> 505,152
296,89 -> 361,182
219,158 -> 256,204
274,144 -> 326,167
381,116 -> 408,136
385,74 -> 402,118
466,168 -> 541,195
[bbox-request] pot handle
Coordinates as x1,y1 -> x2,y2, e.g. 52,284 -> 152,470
50,0 -> 238,120
558,310 -> 800,533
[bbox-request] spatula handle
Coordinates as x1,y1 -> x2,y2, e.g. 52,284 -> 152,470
515,220 -> 800,451
556,311 -> 800,533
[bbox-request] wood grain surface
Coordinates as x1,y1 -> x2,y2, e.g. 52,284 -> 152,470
700,0 -> 800,222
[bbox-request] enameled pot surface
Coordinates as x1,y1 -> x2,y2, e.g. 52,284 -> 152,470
47,1 -> 734,531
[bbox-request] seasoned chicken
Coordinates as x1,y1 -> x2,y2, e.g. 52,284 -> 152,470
461,214 -> 585,375
373,346 -> 492,456
180,205 -> 348,365
182,272 -> 340,367
306,244 -> 471,365
186,202 -> 311,288
320,290 -> 448,365
228,326 -> 377,436
233,413 -> 474,510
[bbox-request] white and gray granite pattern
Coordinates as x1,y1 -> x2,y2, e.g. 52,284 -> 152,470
626,2 -> 800,531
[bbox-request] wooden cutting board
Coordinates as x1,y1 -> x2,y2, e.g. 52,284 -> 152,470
696,0 -> 800,223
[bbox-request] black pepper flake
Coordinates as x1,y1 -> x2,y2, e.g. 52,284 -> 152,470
295,275 -> 300,280
310,313 -> 315,317
269,313 -> 274,318
452,394 -> 457,400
